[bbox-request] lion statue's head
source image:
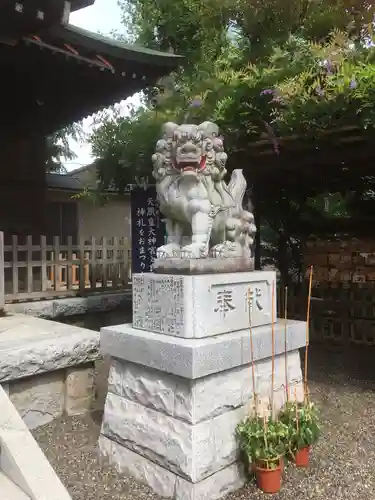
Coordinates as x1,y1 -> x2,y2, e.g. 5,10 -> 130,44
151,121 -> 228,182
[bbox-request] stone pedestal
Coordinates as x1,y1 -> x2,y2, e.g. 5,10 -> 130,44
99,271 -> 307,500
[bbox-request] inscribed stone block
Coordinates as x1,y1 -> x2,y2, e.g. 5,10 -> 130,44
132,271 -> 277,338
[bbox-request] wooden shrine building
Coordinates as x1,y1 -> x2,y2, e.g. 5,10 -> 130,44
0,0 -> 181,236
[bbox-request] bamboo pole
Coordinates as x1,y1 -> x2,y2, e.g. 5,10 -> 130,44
294,387 -> 299,431
247,288 -> 257,414
271,281 -> 275,419
284,286 -> 289,402
304,266 -> 313,402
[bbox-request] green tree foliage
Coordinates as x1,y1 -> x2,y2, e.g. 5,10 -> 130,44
91,107 -> 168,189
91,0 -> 375,184
46,124 -> 83,173
118,0 -> 231,64
89,0 -> 375,282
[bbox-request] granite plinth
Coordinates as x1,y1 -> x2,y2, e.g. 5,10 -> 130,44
99,435 -> 247,500
101,268 -> 305,500
132,271 -> 276,338
152,257 -> 254,275
99,321 -> 306,499
100,319 -> 306,379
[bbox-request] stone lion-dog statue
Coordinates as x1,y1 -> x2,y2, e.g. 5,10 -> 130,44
152,121 -> 256,260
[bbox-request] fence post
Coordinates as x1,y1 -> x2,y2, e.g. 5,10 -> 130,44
0,232 -> 4,311
79,238 -> 85,295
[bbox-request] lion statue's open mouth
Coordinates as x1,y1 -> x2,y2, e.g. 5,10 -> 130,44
175,156 -> 207,174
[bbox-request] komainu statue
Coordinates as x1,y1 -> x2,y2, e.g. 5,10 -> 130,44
152,121 -> 256,260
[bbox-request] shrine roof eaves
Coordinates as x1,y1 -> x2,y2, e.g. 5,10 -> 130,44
70,0 -> 95,12
50,24 -> 183,68
71,0 -> 95,12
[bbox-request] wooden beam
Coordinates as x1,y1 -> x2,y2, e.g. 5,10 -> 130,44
247,125 -> 362,150
0,0 -> 68,38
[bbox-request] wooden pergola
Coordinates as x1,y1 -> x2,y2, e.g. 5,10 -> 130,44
242,126 -> 375,346
244,126 -> 375,238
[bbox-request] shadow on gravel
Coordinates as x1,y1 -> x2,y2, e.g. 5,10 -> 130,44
302,342 -> 375,390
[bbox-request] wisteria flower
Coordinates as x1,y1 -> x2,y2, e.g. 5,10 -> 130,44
260,89 -> 274,96
315,85 -> 325,96
349,79 -> 357,89
189,98 -> 203,108
324,60 -> 333,75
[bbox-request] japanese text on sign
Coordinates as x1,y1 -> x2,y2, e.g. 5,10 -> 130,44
131,187 -> 165,274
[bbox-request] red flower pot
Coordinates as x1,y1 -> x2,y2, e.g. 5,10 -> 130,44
254,461 -> 282,494
250,458 -> 284,476
294,446 -> 310,467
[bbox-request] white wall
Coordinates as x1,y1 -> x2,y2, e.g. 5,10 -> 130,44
77,198 -> 131,242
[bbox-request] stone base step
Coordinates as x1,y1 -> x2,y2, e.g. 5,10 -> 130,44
0,471 -> 30,500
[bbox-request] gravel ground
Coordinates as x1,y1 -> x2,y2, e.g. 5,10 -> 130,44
32,344 -> 375,500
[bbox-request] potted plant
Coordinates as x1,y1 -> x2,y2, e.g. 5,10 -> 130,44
279,399 -> 320,467
236,415 -> 288,493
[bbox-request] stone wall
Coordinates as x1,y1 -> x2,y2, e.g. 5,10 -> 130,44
2,363 -> 95,429
0,385 -> 73,499
5,290 -> 130,319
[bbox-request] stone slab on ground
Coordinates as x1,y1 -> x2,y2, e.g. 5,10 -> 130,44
0,314 -> 100,382
0,385 -> 72,500
132,271 -> 276,337
101,319 -> 306,379
0,471 -> 30,500
5,290 -> 131,319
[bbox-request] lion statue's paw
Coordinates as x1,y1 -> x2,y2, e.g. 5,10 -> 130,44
210,241 -> 251,259
180,243 -> 208,259
156,243 -> 182,259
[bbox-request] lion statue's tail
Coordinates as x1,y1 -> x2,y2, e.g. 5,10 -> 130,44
226,169 -> 247,213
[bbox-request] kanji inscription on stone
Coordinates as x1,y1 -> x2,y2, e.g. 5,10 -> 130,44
133,275 -> 184,335
247,287 -> 264,312
214,289 -> 236,317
